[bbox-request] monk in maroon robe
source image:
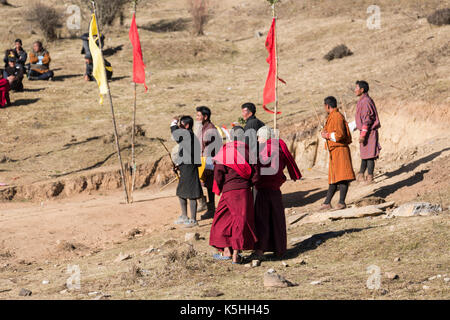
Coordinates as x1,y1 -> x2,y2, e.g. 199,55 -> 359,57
209,131 -> 259,264
354,81 -> 381,184
0,73 -> 11,108
254,126 -> 301,258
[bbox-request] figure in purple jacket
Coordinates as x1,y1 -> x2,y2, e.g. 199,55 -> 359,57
353,80 -> 381,184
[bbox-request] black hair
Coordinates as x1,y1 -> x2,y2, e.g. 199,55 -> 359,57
196,106 -> 211,121
15,39 -> 22,45
356,80 -> 369,93
324,96 -> 338,108
34,41 -> 43,50
241,102 -> 256,115
180,115 -> 194,130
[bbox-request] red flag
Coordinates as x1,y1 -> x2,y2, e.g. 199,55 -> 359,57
263,18 -> 281,115
129,14 -> 148,91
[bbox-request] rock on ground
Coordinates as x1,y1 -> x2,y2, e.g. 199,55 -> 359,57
391,202 -> 442,217
264,269 -> 295,288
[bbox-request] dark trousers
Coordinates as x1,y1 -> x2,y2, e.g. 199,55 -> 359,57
29,69 -> 54,80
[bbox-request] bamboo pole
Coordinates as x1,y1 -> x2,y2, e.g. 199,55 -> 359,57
91,1 -> 130,204
130,0 -> 138,203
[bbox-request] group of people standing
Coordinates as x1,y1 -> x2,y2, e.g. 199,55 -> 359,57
170,103 -> 301,263
169,80 -> 381,263
0,39 -> 54,107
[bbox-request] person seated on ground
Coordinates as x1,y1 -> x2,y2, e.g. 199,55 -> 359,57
27,41 -> 54,81
0,71 -> 11,108
3,57 -> 24,92
3,39 -> 28,69
81,33 -> 112,81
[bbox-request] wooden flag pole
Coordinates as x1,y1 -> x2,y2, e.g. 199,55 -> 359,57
272,3 -> 279,136
91,1 -> 130,204
130,0 -> 138,203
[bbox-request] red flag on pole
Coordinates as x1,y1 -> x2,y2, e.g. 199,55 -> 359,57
129,13 -> 148,91
263,18 -> 281,114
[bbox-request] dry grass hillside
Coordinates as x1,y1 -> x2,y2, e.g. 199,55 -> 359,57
0,0 -> 449,301
0,0 -> 448,189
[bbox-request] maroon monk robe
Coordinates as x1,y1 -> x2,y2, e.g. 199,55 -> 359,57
356,93 -> 381,159
255,139 -> 301,257
0,78 -> 11,108
209,141 -> 259,251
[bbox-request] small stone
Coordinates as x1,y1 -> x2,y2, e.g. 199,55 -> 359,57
252,260 -> 261,268
185,232 -> 200,242
114,252 -> 131,263
264,270 -> 295,288
267,268 -> 275,274
59,289 -> 68,294
437,275 -> 442,278
444,278 -> 449,282
385,272 -> 399,280
201,289 -> 224,297
126,290 -> 134,295
42,280 -> 49,285
310,280 -> 322,285
394,257 -> 401,262
140,248 -> 157,256
19,288 -> 32,297
281,262 -> 289,267
428,276 -> 437,281
88,291 -> 99,296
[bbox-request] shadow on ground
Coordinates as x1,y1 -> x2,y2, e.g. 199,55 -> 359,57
284,226 -> 376,260
283,188 -> 327,208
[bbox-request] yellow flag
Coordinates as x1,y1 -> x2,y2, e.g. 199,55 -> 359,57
89,14 -> 109,104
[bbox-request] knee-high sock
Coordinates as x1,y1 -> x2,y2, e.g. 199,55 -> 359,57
359,159 -> 368,174
338,181 -> 349,204
367,159 -> 375,175
179,197 -> 188,217
207,187 -> 215,207
324,184 -> 338,205
189,199 -> 198,221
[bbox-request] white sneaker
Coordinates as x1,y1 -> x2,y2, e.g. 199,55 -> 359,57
174,215 -> 189,225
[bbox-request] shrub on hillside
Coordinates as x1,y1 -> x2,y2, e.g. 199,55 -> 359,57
26,3 -> 63,41
427,8 -> 450,26
84,0 -> 129,27
187,0 -> 209,36
324,44 -> 353,61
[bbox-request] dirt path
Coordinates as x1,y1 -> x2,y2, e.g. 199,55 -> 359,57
1,142 -> 449,265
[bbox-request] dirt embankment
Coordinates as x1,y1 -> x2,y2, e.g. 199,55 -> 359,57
1,100 -> 448,203
0,157 -> 175,202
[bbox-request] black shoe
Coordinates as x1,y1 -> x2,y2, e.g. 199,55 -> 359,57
201,210 -> 215,220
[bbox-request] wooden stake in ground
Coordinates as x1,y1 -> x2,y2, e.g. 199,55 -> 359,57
91,1 -> 130,204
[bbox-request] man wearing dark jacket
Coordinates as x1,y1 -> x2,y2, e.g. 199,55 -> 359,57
3,57 -> 24,91
241,102 -> 265,133
81,33 -> 112,81
3,39 -> 27,69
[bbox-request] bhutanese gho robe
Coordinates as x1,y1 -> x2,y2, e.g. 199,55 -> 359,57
324,109 -> 356,184
356,93 -> 381,160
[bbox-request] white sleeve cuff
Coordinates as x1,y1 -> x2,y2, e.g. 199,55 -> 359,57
330,132 -> 337,142
348,121 -> 357,132
170,119 -> 178,127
